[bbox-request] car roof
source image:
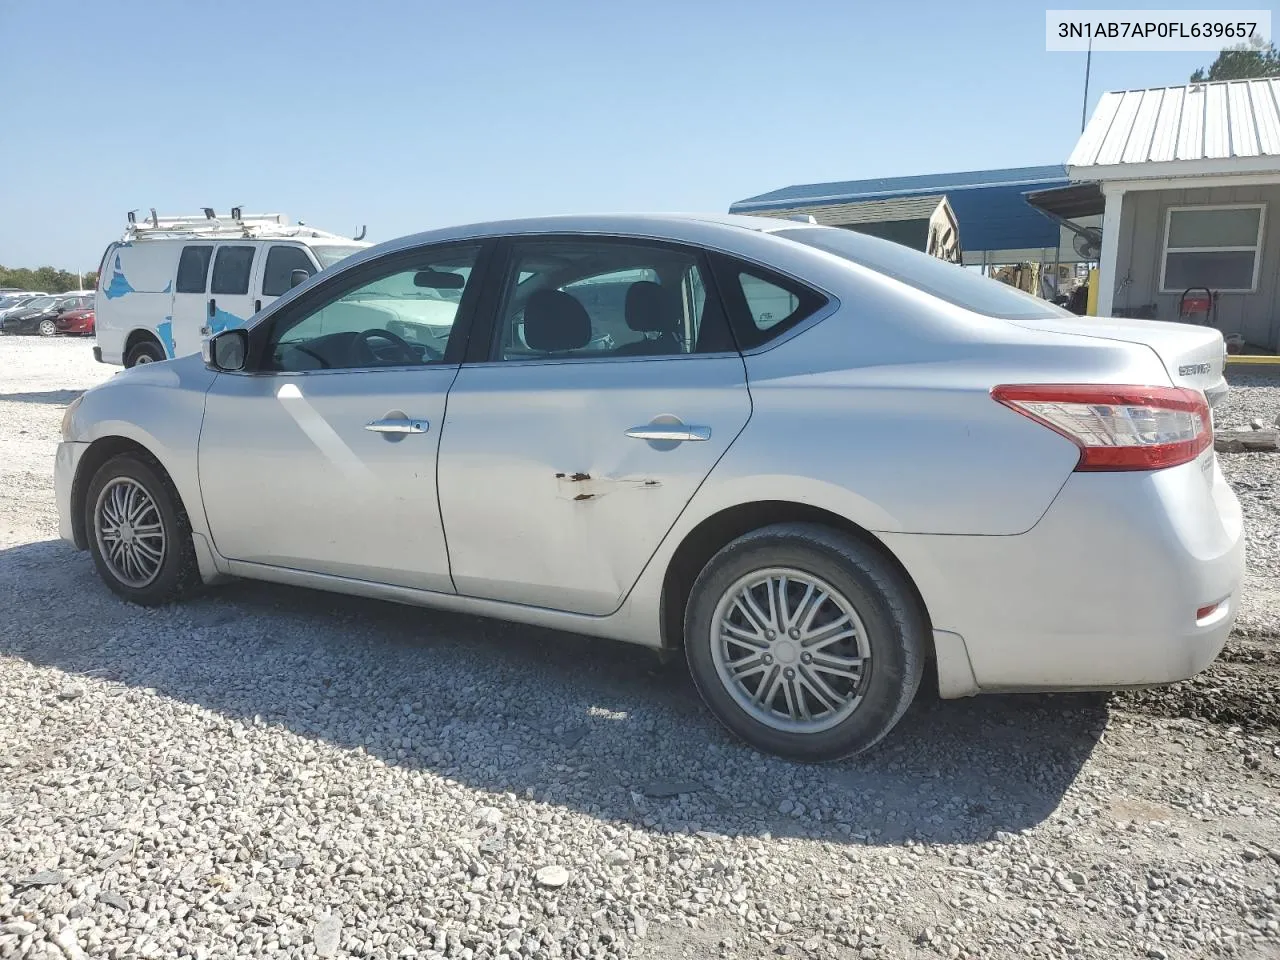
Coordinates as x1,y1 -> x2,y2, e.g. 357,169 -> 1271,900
371,213 -> 801,253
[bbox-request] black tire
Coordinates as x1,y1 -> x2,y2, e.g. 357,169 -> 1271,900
124,339 -> 165,367
84,453 -> 200,605
684,522 -> 927,762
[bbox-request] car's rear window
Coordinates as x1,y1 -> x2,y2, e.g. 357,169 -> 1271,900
775,227 -> 1073,322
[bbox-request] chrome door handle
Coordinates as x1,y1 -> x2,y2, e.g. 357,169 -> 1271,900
625,424 -> 711,442
365,418 -> 429,434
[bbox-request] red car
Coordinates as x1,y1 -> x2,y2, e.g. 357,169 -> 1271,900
54,302 -> 95,336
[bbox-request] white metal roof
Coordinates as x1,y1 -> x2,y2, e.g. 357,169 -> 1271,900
1068,79 -> 1280,181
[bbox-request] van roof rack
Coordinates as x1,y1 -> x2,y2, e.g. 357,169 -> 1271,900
122,209 -> 355,243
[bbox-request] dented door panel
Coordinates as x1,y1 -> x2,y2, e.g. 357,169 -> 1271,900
436,356 -> 751,615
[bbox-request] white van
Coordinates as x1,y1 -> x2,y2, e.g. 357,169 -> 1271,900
94,211 -> 370,366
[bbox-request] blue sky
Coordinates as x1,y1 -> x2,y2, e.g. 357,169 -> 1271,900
0,0 -> 1233,271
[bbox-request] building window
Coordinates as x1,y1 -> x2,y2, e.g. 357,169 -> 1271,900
1160,204 -> 1265,294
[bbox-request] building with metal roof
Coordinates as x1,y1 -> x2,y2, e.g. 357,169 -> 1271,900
1069,79 -> 1280,179
730,166 -> 1081,269
1064,79 -> 1280,349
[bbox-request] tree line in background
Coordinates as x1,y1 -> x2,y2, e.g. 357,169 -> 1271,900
0,265 -> 98,294
1191,40 -> 1280,81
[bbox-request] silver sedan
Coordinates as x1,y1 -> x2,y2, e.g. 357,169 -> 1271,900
56,214 -> 1243,760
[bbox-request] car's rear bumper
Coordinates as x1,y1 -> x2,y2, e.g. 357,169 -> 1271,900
883,452 -> 1244,694
55,441 -> 89,548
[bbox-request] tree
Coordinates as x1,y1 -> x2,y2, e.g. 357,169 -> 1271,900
1191,39 -> 1280,82
0,265 -> 96,293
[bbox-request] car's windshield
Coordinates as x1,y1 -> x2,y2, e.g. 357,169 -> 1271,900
342,266 -> 470,307
24,296 -> 55,310
776,227 -> 1074,321
310,245 -> 366,269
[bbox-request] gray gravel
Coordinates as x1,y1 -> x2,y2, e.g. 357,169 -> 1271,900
2,337 -> 1279,960
1217,375 -> 1280,589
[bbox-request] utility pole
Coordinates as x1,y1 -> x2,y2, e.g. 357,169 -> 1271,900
1081,35 -> 1093,133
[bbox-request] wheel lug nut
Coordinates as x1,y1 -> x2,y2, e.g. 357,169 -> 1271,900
765,630 -> 776,640
763,655 -> 773,665
789,628 -> 800,639
801,653 -> 812,664
784,668 -> 795,679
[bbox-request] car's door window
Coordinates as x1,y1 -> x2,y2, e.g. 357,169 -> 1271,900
263,245 -> 481,372
211,246 -> 255,295
175,246 -> 213,293
494,239 -> 735,360
262,245 -> 316,297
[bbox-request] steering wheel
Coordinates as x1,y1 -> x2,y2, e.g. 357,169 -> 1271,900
352,328 -> 439,365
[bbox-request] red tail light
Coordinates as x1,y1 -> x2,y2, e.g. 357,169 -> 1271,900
1195,599 -> 1225,622
992,384 -> 1212,472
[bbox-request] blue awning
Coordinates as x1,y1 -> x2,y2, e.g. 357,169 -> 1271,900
730,165 -> 1069,254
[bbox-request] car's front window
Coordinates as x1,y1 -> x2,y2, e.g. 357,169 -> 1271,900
25,297 -> 54,310
311,245 -> 366,269
264,245 -> 481,372
776,226 -> 1074,321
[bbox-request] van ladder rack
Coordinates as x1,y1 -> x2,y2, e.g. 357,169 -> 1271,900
121,210 -> 351,243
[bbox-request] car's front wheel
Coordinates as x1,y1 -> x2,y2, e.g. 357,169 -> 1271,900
85,453 -> 200,605
684,523 -> 926,762
38,318 -> 58,337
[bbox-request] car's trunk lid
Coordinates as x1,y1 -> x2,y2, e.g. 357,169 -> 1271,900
1005,314 -> 1228,408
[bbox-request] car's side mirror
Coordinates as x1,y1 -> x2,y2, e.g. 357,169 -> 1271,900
203,329 -> 248,372
290,269 -> 311,289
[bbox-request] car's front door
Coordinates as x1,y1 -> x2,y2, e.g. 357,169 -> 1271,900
258,243 -> 318,313
198,241 -> 489,591
436,235 -> 752,616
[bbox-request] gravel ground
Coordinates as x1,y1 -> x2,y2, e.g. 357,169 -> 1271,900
2,336 -> 1279,960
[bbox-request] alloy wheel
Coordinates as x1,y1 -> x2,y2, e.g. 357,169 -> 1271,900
710,567 -> 872,733
94,477 -> 167,587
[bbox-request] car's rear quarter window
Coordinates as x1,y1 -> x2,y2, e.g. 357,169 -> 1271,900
709,252 -> 828,350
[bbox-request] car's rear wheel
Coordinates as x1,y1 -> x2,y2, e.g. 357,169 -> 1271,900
85,453 -> 199,605
125,340 -> 164,367
38,318 -> 58,337
684,522 -> 926,762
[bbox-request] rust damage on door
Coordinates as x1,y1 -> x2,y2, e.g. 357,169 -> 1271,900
554,471 -> 661,501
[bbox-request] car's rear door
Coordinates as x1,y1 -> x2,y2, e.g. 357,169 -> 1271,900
206,243 -> 259,336
171,244 -> 214,357
436,235 -> 751,616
